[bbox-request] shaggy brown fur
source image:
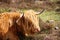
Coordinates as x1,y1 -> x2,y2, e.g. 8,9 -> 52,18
0,10 -> 40,40
3,25 -> 20,40
0,12 -> 20,40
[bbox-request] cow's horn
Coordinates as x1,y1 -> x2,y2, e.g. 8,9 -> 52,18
20,12 -> 24,18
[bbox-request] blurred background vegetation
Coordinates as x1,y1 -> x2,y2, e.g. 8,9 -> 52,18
0,0 -> 60,21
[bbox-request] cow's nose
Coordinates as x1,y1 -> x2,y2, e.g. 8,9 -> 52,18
38,28 -> 40,32
37,28 -> 40,32
36,26 -> 40,31
34,28 -> 40,32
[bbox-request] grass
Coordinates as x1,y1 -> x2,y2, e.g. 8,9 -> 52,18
0,8 -> 11,13
38,10 -> 60,21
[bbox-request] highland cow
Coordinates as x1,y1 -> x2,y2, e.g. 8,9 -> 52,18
0,10 -> 41,40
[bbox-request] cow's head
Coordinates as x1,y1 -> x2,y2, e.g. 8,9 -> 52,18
16,10 -> 40,36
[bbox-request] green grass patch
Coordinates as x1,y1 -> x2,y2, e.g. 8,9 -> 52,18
0,8 -> 11,13
39,10 -> 60,21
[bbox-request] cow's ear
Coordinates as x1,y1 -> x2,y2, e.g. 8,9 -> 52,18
16,13 -> 24,24
20,13 -> 24,18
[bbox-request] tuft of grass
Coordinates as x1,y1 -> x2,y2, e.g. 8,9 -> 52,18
0,8 -> 11,13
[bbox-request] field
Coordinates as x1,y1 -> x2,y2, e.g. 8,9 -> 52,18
0,0 -> 60,40
0,8 -> 60,40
